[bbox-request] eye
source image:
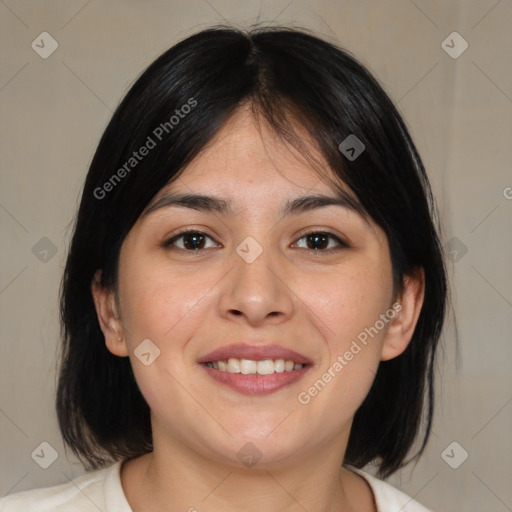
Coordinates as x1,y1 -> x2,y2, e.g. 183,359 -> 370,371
164,230 -> 219,251
294,231 -> 348,253
163,229 -> 348,254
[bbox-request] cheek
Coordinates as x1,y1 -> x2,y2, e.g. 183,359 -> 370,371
299,259 -> 393,349
118,260 -> 215,343
117,263 -> 215,410
295,260 -> 392,407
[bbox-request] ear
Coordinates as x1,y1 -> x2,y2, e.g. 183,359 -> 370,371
380,268 -> 425,361
91,270 -> 129,357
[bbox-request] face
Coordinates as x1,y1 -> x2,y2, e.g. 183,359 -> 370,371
95,105 -> 418,470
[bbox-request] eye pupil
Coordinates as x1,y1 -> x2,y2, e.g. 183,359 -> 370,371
308,233 -> 329,250
183,232 -> 205,250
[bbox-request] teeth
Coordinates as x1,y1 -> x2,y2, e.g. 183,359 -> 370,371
257,359 -> 274,375
240,359 -> 256,374
227,358 -> 240,373
206,358 -> 304,374
274,359 -> 285,373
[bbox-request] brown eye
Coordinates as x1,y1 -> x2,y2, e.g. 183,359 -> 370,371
165,231 -> 218,251
295,231 -> 348,252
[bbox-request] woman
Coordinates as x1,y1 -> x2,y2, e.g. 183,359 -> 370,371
0,25 -> 447,511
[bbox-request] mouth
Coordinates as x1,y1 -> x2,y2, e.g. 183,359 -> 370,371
202,358 -> 306,374
197,344 -> 312,395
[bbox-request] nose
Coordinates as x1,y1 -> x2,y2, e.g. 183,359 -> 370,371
218,244 -> 295,327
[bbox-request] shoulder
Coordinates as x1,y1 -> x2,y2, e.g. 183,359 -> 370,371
349,467 -> 433,512
0,461 -> 131,512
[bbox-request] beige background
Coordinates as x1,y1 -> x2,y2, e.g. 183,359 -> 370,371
1,1 -> 511,510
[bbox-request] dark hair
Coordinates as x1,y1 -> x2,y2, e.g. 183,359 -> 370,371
56,25 -> 447,478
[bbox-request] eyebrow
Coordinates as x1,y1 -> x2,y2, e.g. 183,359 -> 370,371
143,191 -> 368,220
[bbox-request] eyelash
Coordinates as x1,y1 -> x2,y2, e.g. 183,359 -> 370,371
163,229 -> 349,255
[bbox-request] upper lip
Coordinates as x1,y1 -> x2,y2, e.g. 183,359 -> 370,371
197,343 -> 312,365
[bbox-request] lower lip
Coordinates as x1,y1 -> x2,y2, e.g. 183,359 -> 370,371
199,364 -> 310,395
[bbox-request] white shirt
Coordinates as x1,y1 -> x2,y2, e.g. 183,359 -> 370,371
0,460 -> 431,511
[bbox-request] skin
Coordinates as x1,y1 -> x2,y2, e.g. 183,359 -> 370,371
92,104 -> 424,512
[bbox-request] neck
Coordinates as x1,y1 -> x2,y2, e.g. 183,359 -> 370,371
121,431 -> 375,512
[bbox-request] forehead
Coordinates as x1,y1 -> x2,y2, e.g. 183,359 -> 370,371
140,106 -> 375,227
163,104 -> 343,199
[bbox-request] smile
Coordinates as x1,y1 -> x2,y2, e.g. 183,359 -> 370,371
199,360 -> 310,395
203,358 -> 305,375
